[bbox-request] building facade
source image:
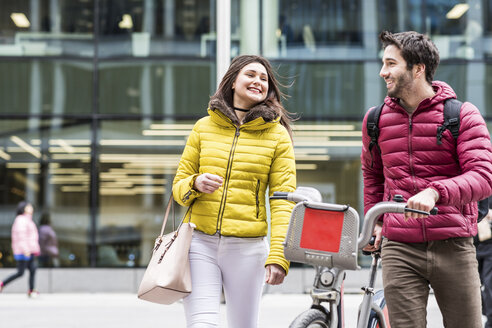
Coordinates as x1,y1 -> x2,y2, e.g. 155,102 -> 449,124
0,0 -> 491,269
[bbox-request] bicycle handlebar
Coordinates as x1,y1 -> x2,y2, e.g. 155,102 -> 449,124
271,187 -> 322,203
357,202 -> 404,249
358,204 -> 438,249
273,190 -> 437,250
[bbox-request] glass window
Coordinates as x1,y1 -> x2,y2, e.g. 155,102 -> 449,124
276,61 -> 365,118
98,60 -> 214,115
0,0 -> 94,57
0,119 -> 92,268
253,0 -> 362,60
483,0 -> 492,58
97,120 -> 193,267
485,0 -> 492,35
378,0 -> 467,35
485,64 -> 492,116
0,61 -> 93,115
98,0 -> 215,58
377,0 -> 481,60
434,62 -> 467,99
96,119 -> 364,267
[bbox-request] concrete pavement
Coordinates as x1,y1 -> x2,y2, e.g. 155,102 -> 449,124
0,292 -> 448,327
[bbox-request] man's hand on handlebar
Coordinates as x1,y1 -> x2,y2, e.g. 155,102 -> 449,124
362,221 -> 383,253
405,188 -> 439,220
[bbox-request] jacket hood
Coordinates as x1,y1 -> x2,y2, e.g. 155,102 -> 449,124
384,80 -> 457,111
208,108 -> 279,131
208,97 -> 279,126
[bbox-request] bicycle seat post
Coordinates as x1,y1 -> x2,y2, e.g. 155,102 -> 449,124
358,251 -> 382,328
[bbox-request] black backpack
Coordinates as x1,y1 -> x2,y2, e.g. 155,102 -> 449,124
367,98 -> 489,222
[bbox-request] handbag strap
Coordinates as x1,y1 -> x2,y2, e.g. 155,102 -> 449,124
159,194 -> 174,237
158,193 -> 194,237
152,191 -> 194,253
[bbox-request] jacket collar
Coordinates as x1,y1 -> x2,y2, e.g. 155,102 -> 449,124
208,97 -> 280,130
208,108 -> 279,131
208,98 -> 279,124
384,80 -> 457,112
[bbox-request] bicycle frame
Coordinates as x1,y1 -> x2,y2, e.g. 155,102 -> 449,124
274,187 -> 432,328
358,250 -> 388,328
304,251 -> 388,328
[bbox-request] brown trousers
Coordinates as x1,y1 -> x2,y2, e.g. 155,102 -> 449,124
381,237 -> 482,328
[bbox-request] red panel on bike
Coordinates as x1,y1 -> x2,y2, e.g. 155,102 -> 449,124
299,207 -> 344,252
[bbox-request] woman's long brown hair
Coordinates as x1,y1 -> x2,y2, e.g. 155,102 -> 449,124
211,55 -> 294,138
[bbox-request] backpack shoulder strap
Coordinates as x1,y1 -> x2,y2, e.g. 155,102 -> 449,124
477,198 -> 489,222
367,103 -> 384,153
437,98 -> 462,145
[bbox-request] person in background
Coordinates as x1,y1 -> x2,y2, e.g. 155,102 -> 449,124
361,31 -> 492,328
38,213 -> 59,268
173,54 -> 296,328
476,197 -> 492,328
0,201 -> 41,297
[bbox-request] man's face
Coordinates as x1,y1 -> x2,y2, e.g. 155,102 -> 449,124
379,45 -> 414,99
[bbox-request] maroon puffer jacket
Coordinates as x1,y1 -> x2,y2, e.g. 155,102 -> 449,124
362,81 -> 492,243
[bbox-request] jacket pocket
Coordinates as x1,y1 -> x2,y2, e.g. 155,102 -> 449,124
255,180 -> 260,219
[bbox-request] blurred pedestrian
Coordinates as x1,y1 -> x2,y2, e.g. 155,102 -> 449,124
0,201 -> 41,297
476,198 -> 492,328
38,213 -> 59,268
173,54 -> 296,328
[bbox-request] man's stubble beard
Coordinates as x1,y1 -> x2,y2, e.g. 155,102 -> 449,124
387,70 -> 413,99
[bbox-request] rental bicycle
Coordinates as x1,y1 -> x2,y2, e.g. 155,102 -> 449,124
271,187 -> 436,328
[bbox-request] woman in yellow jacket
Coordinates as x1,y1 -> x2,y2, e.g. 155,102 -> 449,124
173,55 -> 296,328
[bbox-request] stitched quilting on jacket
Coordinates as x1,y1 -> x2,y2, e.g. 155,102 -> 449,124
173,100 -> 296,273
361,81 -> 492,243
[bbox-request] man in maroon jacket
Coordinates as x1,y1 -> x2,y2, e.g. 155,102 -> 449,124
361,31 -> 492,328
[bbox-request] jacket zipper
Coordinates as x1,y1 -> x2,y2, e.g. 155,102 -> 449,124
408,116 -> 428,241
255,179 -> 260,219
182,190 -> 192,202
216,127 -> 241,233
408,117 -> 418,193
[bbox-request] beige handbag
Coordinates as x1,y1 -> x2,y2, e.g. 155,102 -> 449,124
137,194 -> 195,304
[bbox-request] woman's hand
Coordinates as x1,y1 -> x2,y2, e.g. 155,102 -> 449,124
265,264 -> 286,285
194,173 -> 223,193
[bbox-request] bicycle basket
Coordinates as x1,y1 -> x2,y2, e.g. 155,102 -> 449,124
283,201 -> 359,270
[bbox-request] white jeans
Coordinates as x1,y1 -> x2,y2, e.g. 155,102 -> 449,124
183,231 -> 269,328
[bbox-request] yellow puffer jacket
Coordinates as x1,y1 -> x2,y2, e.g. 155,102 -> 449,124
173,104 -> 296,273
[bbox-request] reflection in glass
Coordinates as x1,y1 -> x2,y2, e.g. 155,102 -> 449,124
0,61 -> 93,115
97,120 -> 193,267
96,120 -> 364,267
253,0 -> 363,59
276,61 -> 365,118
377,0 -> 485,60
98,61 -> 213,115
0,0 -> 491,273
0,0 -> 94,57
98,0 -> 215,58
0,119 -> 91,268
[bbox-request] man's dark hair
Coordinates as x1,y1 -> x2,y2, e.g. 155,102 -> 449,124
379,31 -> 440,85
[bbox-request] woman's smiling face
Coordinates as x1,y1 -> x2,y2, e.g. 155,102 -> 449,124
232,62 -> 269,109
